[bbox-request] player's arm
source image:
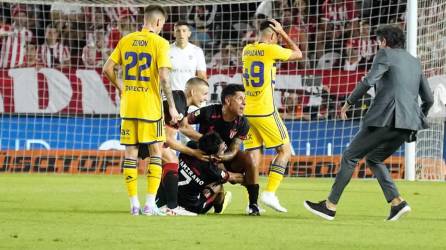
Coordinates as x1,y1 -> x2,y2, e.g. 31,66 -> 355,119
178,122 -> 203,141
269,18 -> 302,61
159,67 -> 179,124
216,138 -> 243,162
179,108 -> 205,141
102,57 -> 121,95
166,121 -> 208,161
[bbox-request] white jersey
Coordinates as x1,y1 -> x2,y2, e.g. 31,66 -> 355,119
169,42 -> 206,91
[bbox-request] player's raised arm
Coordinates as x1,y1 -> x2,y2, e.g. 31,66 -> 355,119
159,67 -> 180,124
267,18 -> 302,61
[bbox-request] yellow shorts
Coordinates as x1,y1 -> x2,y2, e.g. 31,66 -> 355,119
244,112 -> 289,150
120,119 -> 165,145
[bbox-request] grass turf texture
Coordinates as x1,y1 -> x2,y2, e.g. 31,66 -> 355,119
1,174 -> 445,250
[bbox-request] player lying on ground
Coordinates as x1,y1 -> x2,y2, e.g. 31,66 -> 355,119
156,132 -> 244,214
182,84 -> 262,216
139,77 -> 209,216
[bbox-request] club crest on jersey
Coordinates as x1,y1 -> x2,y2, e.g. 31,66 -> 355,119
229,129 -> 237,139
189,55 -> 193,60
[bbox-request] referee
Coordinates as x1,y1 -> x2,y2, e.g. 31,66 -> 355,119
304,24 -> 434,221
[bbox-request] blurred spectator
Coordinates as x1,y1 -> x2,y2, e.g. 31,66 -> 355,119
50,1 -> 86,64
38,23 -> 70,68
342,44 -> 361,71
85,7 -> 107,31
314,19 -> 343,63
241,14 -> 266,44
107,9 -> 136,49
344,20 -> 377,69
82,29 -> 108,68
208,43 -> 238,69
320,0 -> 358,25
0,5 -> 34,68
186,6 -> 217,46
255,0 -> 290,19
281,8 -> 309,68
104,2 -> 138,27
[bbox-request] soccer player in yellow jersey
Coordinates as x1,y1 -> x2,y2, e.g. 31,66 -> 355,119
242,19 -> 302,212
102,5 -> 180,216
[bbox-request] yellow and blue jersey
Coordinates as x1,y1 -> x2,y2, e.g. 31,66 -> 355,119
109,28 -> 172,121
242,42 -> 292,116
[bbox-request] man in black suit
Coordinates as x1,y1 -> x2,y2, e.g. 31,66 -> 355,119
304,24 -> 434,221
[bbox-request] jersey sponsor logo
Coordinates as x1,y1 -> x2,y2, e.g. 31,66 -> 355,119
132,40 -> 148,46
243,49 -> 265,56
178,161 -> 205,186
125,86 -> 149,92
245,90 -> 261,96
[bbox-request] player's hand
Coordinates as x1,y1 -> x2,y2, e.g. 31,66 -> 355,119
192,149 -> 210,162
268,18 -> 285,36
340,102 -> 351,120
211,154 -> 224,163
169,107 -> 180,125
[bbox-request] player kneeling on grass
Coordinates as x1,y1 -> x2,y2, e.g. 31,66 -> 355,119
156,132 -> 244,214
139,77 -> 209,216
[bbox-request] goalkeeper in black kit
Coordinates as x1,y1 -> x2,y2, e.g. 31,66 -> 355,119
156,132 -> 244,214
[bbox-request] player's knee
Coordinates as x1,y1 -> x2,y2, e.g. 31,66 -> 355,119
277,144 -> 292,161
125,146 -> 139,159
148,142 -> 163,157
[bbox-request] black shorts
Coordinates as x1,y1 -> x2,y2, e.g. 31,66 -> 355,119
156,183 -> 214,214
178,194 -> 214,214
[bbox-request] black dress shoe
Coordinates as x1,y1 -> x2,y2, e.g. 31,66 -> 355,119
304,200 -> 336,221
387,201 -> 411,221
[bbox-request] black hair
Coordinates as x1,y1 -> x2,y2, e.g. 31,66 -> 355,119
198,132 -> 224,155
144,5 -> 167,18
220,84 -> 245,104
375,24 -> 405,49
175,20 -> 189,28
259,20 -> 276,32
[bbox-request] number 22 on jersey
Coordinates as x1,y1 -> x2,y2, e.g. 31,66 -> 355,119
124,51 -> 152,82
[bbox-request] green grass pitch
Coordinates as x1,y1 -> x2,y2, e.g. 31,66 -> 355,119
1,174 -> 446,250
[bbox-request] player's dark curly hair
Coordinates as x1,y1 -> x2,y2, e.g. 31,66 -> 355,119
220,84 -> 245,104
198,132 -> 224,155
375,24 -> 405,49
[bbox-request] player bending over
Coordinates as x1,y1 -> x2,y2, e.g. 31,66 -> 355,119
183,84 -> 261,215
139,77 -> 209,216
156,132 -> 244,214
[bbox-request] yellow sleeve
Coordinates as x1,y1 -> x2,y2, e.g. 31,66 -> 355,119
109,39 -> 122,64
157,39 -> 172,69
269,44 -> 293,61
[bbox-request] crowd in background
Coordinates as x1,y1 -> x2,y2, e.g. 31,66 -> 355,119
0,0 -> 410,120
0,0 -> 407,70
